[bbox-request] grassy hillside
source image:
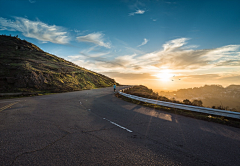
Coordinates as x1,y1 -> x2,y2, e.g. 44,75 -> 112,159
0,35 -> 118,93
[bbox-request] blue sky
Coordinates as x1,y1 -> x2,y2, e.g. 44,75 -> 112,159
1,0 -> 240,90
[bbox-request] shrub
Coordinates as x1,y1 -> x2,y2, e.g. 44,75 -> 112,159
192,100 -> 203,106
183,99 -> 192,105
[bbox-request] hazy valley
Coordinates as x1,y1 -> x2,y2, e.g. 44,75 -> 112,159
157,85 -> 240,112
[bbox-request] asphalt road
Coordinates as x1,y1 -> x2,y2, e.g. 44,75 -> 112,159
1,86 -> 240,166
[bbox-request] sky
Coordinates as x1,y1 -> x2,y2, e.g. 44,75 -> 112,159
0,0 -> 240,91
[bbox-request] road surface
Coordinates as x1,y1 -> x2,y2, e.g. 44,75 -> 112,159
1,86 -> 240,165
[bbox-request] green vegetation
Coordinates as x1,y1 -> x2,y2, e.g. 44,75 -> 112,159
116,85 -> 240,128
0,35 -> 118,95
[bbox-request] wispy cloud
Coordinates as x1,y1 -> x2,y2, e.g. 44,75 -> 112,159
151,18 -> 157,22
68,37 -> 240,88
79,46 -> 111,58
29,0 -> 36,3
162,38 -> 189,52
129,1 -> 145,10
102,72 -> 154,80
178,73 -> 240,84
125,46 -> 145,54
0,17 -> 69,44
142,39 -> 240,70
216,60 -> 240,66
137,38 -> 149,47
164,1 -> 177,5
128,1 -> 146,16
73,29 -> 88,36
68,38 -> 240,77
76,32 -> 111,48
129,9 -> 145,16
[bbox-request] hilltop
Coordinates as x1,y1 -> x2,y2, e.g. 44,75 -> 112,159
0,35 -> 118,93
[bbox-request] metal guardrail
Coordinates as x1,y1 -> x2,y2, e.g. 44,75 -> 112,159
119,88 -> 240,120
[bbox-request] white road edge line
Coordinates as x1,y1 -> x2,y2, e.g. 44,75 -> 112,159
103,118 -> 133,133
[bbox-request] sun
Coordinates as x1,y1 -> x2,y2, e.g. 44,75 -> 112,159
155,69 -> 174,82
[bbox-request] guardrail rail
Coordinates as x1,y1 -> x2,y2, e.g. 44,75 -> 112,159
118,87 -> 240,120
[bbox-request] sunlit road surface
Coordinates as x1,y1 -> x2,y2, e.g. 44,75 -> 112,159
1,86 -> 240,166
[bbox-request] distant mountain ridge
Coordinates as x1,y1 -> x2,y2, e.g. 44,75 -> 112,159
0,35 -> 118,93
158,84 -> 240,112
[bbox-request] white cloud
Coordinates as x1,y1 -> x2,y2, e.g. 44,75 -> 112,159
137,38 -> 149,47
135,9 -> 145,14
115,54 -> 137,66
162,38 -> 189,52
0,17 -> 69,44
129,9 -> 145,16
182,45 -> 199,49
76,32 -> 111,48
143,39 -> 240,70
68,38 -> 240,88
68,38 -> 240,76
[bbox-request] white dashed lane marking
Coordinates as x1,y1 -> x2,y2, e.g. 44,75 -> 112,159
103,118 -> 133,133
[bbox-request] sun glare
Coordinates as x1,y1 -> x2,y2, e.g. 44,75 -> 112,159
155,69 -> 173,82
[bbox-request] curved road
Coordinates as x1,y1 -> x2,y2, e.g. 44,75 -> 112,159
1,86 -> 240,165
